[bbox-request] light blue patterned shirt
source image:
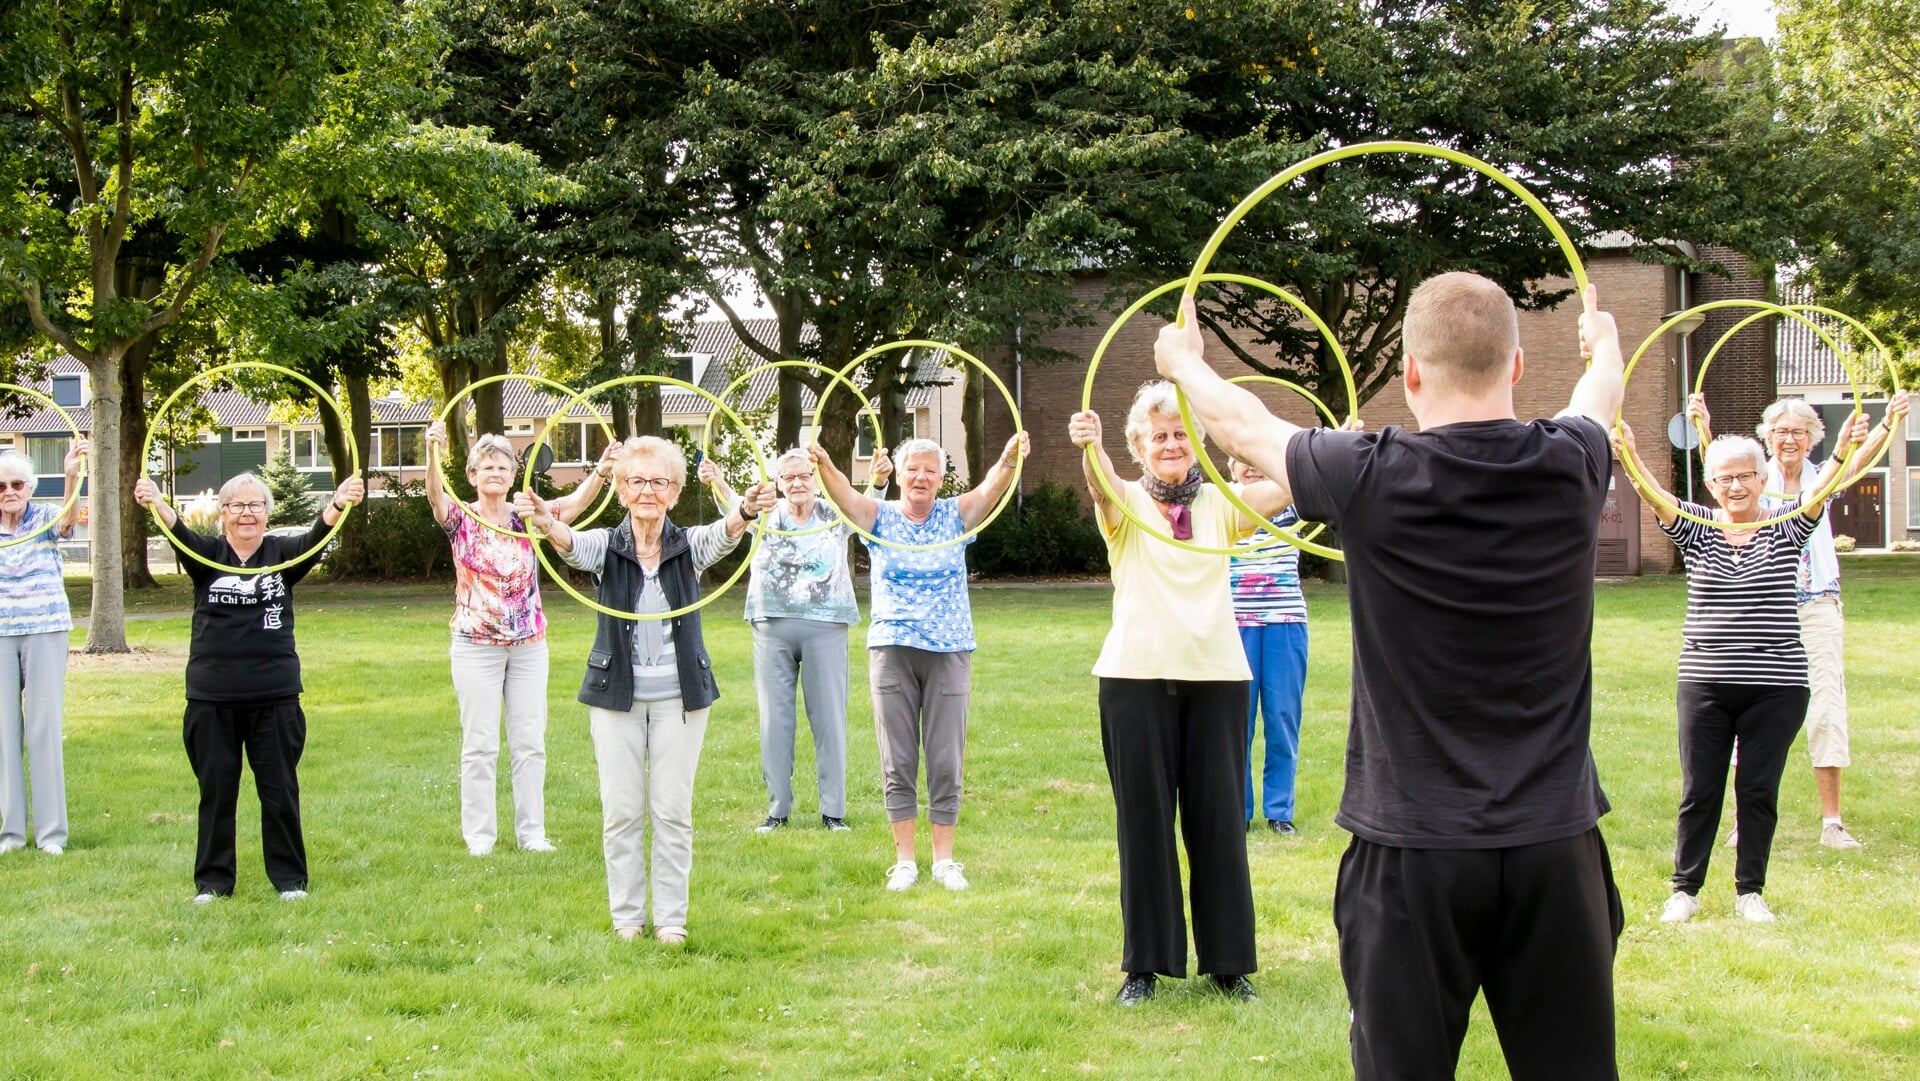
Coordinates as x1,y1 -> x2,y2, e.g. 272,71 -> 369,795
743,500 -> 860,626
864,498 -> 975,653
0,504 -> 74,637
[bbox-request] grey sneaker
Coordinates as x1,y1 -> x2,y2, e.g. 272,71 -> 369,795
1734,892 -> 1776,923
754,815 -> 788,834
822,815 -> 850,832
1820,822 -> 1862,850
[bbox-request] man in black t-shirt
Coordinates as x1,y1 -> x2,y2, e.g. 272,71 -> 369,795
1155,274 -> 1627,1081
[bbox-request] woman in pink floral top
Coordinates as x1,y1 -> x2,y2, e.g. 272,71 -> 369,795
426,421 -> 611,857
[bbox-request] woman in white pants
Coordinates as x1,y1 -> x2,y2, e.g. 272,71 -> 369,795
425,422 -> 610,857
520,437 -> 774,944
0,443 -> 85,856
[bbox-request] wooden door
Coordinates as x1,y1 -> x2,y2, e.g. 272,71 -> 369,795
1831,473 -> 1886,548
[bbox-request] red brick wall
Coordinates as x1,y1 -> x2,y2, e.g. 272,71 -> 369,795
985,255 -> 1685,573
1690,245 -> 1778,447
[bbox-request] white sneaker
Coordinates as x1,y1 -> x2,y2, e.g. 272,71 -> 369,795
0,838 -> 23,854
930,859 -> 969,892
39,843 -> 63,856
1724,827 -> 1739,849
192,892 -> 219,905
655,926 -> 687,946
521,838 -> 557,853
279,889 -> 308,902
885,860 -> 919,891
467,841 -> 494,857
1660,892 -> 1699,923
1820,823 -> 1862,850
1734,892 -> 1775,922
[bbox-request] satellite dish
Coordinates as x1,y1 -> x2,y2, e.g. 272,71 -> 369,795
520,442 -> 555,476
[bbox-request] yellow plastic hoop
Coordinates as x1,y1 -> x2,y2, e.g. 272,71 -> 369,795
532,373 -> 769,622
1618,301 -> 1865,531
0,383 -> 84,550
1227,374 -> 1333,547
438,373 -> 616,539
1080,274 -> 1350,560
1177,141 -> 1586,558
816,341 -> 1023,553
703,359 -> 884,539
143,362 -> 361,575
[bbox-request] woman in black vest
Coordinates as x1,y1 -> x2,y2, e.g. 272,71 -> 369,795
519,437 -> 773,945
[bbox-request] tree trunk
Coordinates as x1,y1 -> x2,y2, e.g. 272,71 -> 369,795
83,350 -> 130,653
773,293 -> 806,449
117,338 -> 158,588
331,374 -> 374,573
878,363 -> 911,499
960,354 -> 987,484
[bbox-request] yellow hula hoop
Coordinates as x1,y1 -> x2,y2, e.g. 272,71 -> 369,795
702,359 -> 884,539
1618,301 -> 1865,531
1177,141 -> 1587,558
1227,374 -> 1333,548
532,373 -> 769,622
438,373 -> 617,540
816,341 -> 1024,553
0,383 -> 84,550
1683,306 -> 1862,500
142,362 -> 362,575
1080,274 -> 1351,560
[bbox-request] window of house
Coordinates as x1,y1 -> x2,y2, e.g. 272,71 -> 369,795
231,428 -> 266,442
50,375 -> 82,408
548,421 -> 608,465
374,425 -> 425,469
1908,410 -> 1920,442
283,429 -> 332,470
1910,469 -> 1920,531
855,416 -> 875,458
504,421 -> 534,436
27,437 -> 65,476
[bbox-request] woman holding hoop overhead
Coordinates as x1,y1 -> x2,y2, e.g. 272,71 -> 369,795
1690,390 -> 1909,850
0,442 -> 86,856
423,421 -> 612,858
1614,413 -> 1875,924
517,436 -> 774,945
1068,383 -> 1291,1006
735,447 -> 893,836
133,469 -> 365,903
810,432 -> 1027,894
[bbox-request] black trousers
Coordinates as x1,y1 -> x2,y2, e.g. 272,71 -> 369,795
1335,828 -> 1624,1081
183,698 -> 308,895
1673,681 -> 1808,897
1098,677 -> 1255,979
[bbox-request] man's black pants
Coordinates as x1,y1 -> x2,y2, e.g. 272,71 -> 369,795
183,698 -> 308,895
1335,828 -> 1623,1081
1099,677 -> 1256,979
1673,680 -> 1807,897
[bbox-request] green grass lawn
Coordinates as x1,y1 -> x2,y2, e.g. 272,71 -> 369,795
7,563 -> 1920,1078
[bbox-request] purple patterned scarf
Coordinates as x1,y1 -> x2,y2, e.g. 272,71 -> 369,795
1140,465 -> 1204,539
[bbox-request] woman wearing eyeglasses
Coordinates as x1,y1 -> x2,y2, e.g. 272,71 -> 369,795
1689,391 -> 1909,850
727,446 -> 894,835
517,436 -> 774,945
0,442 -> 86,857
1614,410 -> 1877,924
423,422 -> 613,858
133,468 -> 364,903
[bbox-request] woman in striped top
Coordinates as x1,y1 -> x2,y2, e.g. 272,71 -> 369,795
1615,416 -> 1867,924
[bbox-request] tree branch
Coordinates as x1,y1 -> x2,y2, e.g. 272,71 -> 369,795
13,278 -> 91,363
139,223 -> 228,336
105,65 -> 135,254
701,285 -> 784,365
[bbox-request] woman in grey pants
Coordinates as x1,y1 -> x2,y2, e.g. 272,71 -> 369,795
737,447 -> 891,835
0,443 -> 85,856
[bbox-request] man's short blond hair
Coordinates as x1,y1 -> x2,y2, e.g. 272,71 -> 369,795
1402,272 -> 1520,393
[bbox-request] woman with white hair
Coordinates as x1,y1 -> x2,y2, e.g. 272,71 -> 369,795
810,429 -> 1028,894
1615,407 -> 1882,923
736,446 -> 892,835
517,436 -> 774,945
423,422 -> 612,858
1068,382 -> 1291,1005
133,467 -> 365,902
0,441 -> 86,856
1690,390 -> 1910,849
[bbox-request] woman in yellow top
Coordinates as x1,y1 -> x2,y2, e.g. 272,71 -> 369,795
1068,380 -> 1294,1008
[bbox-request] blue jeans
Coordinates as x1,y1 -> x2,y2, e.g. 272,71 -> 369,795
1239,622 -> 1307,823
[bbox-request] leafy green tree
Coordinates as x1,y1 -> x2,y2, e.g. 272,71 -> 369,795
0,0 -> 385,650
261,448 -> 320,527
1775,0 -> 1920,354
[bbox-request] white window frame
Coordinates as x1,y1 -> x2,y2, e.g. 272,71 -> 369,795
282,429 -> 332,471
1907,410 -> 1920,441
504,421 -> 534,436
372,425 -> 426,470
231,428 -> 266,442
1908,467 -> 1920,531
50,374 -> 83,408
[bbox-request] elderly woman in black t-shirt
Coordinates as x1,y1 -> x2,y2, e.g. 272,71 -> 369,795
134,470 -> 364,904
1615,414 -> 1873,924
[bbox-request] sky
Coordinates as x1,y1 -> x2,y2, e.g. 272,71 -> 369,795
1674,0 -> 1778,39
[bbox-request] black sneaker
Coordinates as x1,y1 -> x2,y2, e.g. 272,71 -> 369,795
1115,973 -> 1156,1006
822,815 -> 850,832
1209,974 -> 1258,1001
1267,819 -> 1295,835
753,815 -> 788,834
